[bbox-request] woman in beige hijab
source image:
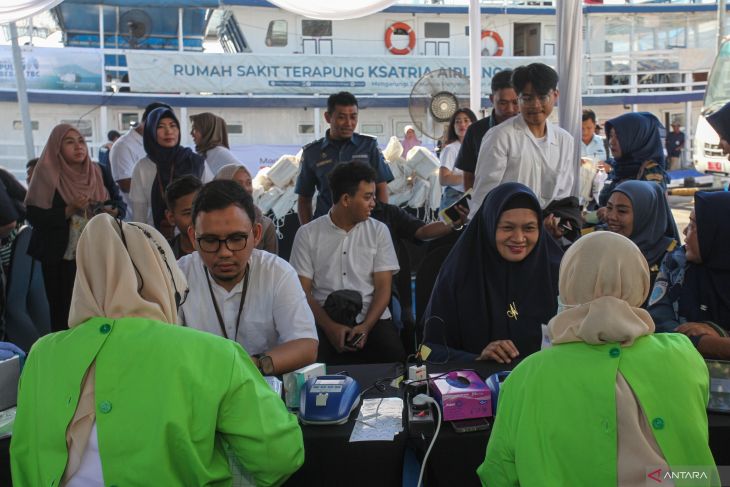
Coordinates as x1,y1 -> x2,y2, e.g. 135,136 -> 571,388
190,112 -> 240,174
479,232 -> 717,486
215,163 -> 278,255
11,213 -> 304,486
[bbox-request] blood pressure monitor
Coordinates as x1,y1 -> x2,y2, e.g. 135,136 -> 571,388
299,375 -> 361,425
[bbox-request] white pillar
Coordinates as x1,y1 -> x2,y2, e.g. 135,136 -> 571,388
468,0 -> 482,114
556,0 -> 583,197
684,73 -> 692,168
314,107 -> 321,140
100,105 -> 108,157
178,8 -> 184,52
10,22 -> 34,161
99,4 -> 105,94
180,106 -> 189,147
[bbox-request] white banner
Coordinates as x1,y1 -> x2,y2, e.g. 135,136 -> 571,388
127,52 -> 553,96
230,144 -> 302,177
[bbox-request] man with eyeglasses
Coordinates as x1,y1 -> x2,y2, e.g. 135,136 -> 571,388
177,180 -> 318,375
454,69 -> 519,191
468,63 -> 576,220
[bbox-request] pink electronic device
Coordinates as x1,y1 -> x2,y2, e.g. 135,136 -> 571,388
429,370 -> 492,421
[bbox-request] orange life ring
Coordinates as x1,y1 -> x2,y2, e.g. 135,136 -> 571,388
481,30 -> 504,57
385,22 -> 416,55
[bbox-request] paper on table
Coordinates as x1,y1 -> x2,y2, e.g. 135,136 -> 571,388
349,397 -> 403,442
0,406 -> 16,440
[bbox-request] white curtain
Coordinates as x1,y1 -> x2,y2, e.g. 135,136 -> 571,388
556,0 -> 583,197
267,0 -> 397,20
0,0 -> 64,24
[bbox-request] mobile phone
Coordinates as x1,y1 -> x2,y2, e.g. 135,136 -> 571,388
450,417 -> 491,434
556,217 -> 573,233
346,333 -> 364,348
439,189 -> 473,226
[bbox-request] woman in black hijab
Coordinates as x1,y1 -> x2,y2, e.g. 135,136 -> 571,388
130,107 -> 211,237
423,183 -> 563,363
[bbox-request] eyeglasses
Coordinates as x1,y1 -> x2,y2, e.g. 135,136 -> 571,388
196,233 -> 249,253
518,91 -> 554,106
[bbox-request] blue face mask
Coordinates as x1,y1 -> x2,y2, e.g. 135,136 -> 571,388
556,295 -> 577,314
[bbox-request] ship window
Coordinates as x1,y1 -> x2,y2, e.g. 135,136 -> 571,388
298,124 -> 315,135
120,113 -> 139,129
302,20 -> 332,37
227,124 -> 243,134
61,119 -> 92,138
13,120 -> 39,131
361,124 -> 383,135
425,22 -> 449,39
266,20 -> 288,47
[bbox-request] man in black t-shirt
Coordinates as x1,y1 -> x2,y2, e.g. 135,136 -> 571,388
454,70 -> 519,190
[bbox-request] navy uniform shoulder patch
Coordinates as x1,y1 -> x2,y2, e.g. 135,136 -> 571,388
649,280 -> 668,307
302,137 -> 325,152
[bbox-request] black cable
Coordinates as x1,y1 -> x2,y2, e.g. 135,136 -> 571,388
419,315 -> 452,365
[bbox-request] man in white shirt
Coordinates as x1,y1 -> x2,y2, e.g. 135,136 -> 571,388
469,63 -> 576,219
290,161 -> 406,365
178,180 -> 318,375
109,102 -> 171,221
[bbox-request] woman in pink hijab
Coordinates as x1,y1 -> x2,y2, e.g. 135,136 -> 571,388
25,123 -> 110,332
401,125 -> 422,158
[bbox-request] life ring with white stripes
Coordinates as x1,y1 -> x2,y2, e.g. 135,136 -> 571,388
385,22 -> 416,55
481,30 -> 504,56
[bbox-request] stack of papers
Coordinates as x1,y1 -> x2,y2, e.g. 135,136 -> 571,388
349,397 -> 403,442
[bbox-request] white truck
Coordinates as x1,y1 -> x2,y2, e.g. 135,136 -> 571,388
694,39 -> 730,175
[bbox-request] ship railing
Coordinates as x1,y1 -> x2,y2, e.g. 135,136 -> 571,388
394,0 -> 716,5
583,49 -> 708,97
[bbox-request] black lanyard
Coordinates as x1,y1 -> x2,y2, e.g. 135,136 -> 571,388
204,263 -> 250,341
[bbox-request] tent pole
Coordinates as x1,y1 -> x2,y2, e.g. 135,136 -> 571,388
10,21 -> 35,161
468,0 -> 481,114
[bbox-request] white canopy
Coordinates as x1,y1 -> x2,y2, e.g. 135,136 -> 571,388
0,0 -> 63,25
267,0 -> 397,21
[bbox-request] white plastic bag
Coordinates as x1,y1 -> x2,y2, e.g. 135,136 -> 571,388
427,172 -> 442,213
267,155 -> 300,188
252,167 -> 273,193
389,188 -> 413,207
257,187 -> 284,215
406,147 -> 440,180
382,136 -> 404,162
271,186 -> 298,220
407,178 -> 430,209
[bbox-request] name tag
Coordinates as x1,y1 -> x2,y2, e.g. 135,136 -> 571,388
316,159 -> 333,167
352,154 -> 368,160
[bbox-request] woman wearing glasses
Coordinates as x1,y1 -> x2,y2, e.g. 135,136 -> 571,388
177,180 -> 318,375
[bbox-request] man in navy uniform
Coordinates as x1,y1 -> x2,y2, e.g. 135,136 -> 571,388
296,91 -> 393,225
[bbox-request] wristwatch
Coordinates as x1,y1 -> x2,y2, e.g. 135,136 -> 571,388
253,353 -> 275,375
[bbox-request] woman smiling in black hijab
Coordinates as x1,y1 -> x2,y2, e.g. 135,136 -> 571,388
423,183 -> 563,363
130,107 -> 213,237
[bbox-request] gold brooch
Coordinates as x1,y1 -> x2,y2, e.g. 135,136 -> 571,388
507,302 -> 518,320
